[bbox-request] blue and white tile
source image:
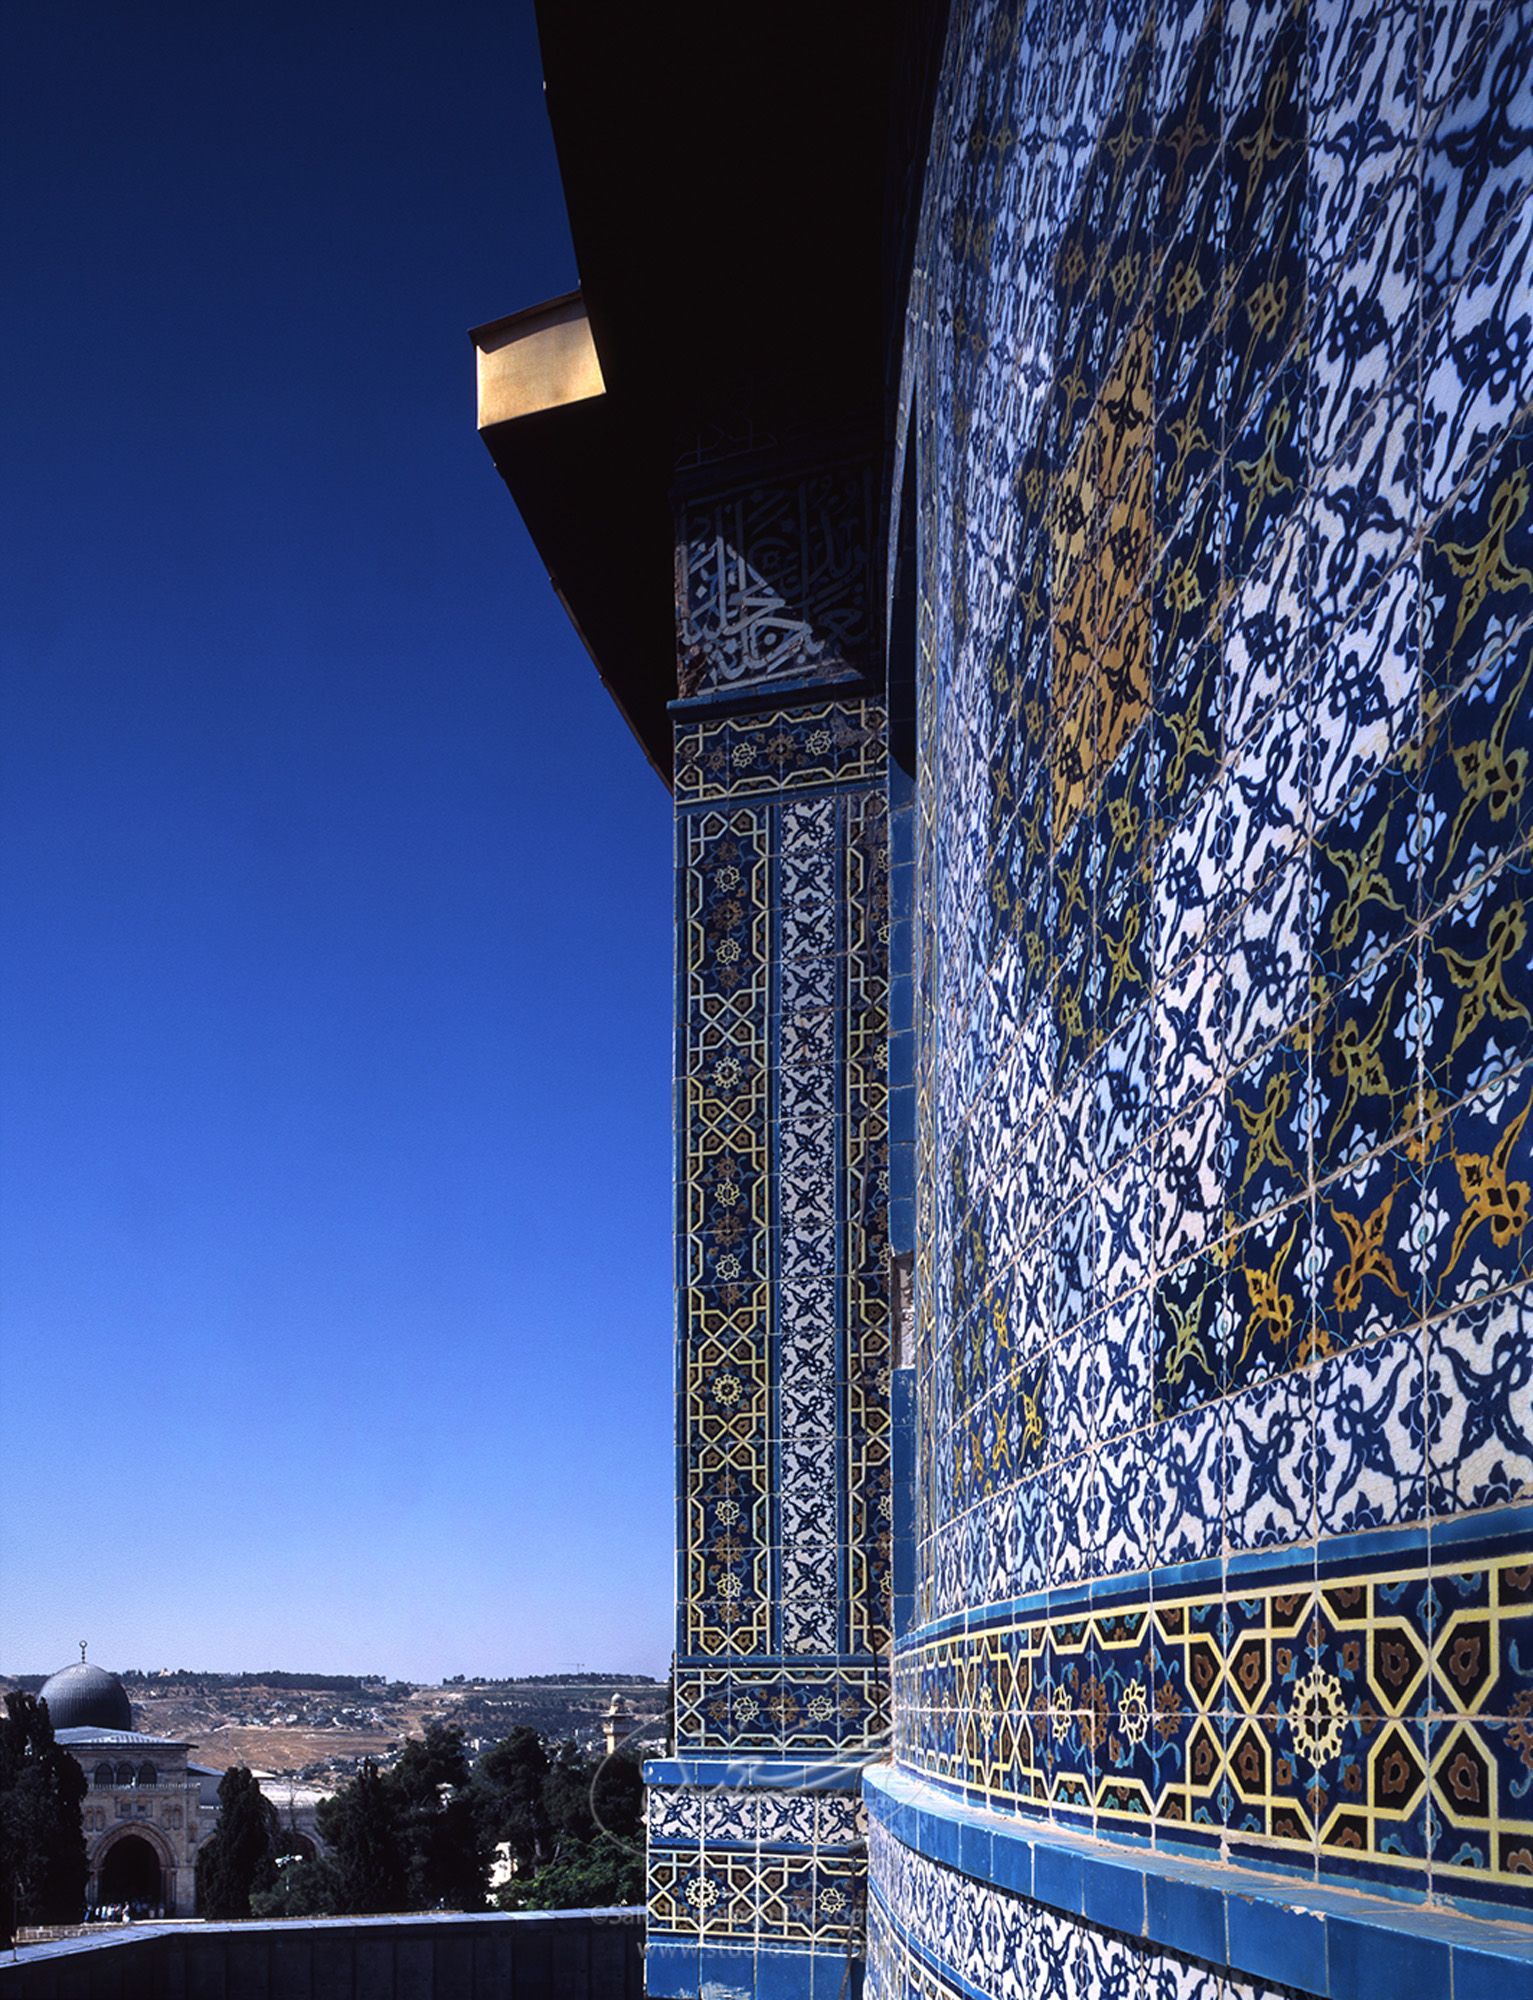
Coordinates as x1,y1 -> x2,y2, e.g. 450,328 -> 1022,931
649,1787 -> 703,1843
1421,4 -> 1533,320
1426,1283 -> 1533,1511
1309,171 -> 1419,474
1309,549 -> 1420,820
1153,1401 -> 1225,1564
1223,1369 -> 1316,1548
1225,849 -> 1310,1068
1156,1093 -> 1233,1264
1155,0 -> 1219,120
1313,1326 -> 1428,1533
1227,686 -> 1310,902
1420,187 -> 1533,517
1155,940 -> 1228,1114
1419,0 -> 1501,113
1142,1947 -> 1223,2000
1310,387 -> 1417,648
1052,1448 -> 1099,1585
1094,1426 -> 1157,1573
1308,0 -> 1416,265
1099,1162 -> 1154,1303
1155,776 -> 1235,975
1223,0 -> 1294,119
1052,1316 -> 1098,1461
1224,516 -> 1312,753
701,1789 -> 759,1844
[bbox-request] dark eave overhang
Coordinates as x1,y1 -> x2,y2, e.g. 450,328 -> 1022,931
475,0 -> 950,780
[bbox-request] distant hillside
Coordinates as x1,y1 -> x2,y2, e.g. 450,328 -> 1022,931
2,1669 -> 668,1783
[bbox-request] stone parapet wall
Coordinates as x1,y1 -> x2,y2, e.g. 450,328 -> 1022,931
0,1908 -> 645,2000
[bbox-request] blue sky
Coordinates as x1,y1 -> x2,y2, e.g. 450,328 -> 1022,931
0,2 -> 675,1683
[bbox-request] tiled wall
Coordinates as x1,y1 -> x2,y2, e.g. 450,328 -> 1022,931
865,1818 -> 1315,2000
648,1786 -> 867,1952
648,453 -> 893,1997
891,0 -> 1533,1925
671,693 -> 892,1715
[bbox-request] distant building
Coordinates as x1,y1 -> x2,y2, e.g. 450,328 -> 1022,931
41,1658 -> 202,1916
601,1693 -> 635,1759
38,1655 -> 328,1917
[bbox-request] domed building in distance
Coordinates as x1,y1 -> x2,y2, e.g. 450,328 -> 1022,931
40,1650 -> 202,1917
37,1660 -> 134,1735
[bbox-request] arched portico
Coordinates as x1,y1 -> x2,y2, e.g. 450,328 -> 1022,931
92,1821 -> 180,1916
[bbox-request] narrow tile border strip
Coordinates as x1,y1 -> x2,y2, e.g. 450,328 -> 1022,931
646,1755 -> 871,1791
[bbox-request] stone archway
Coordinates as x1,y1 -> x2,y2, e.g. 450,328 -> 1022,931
95,1828 -> 168,1913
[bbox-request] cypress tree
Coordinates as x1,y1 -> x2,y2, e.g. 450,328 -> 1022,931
472,1726 -> 550,1870
316,1758 -> 405,1914
388,1722 -> 486,1911
0,1692 -> 88,1944
195,1766 -> 277,1919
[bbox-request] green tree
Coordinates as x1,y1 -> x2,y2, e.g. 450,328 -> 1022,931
0,1691 -> 87,1945
590,1749 -> 644,1850
195,1766 -> 278,1919
311,1723 -> 646,1921
542,1738 -> 597,1849
489,1739 -> 644,1913
249,1854 -> 341,1918
472,1727 -> 550,1870
316,1758 -> 405,1915
388,1722 -> 486,1911
495,1838 -> 643,1912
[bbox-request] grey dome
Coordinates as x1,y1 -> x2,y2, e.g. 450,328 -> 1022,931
39,1662 -> 133,1734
